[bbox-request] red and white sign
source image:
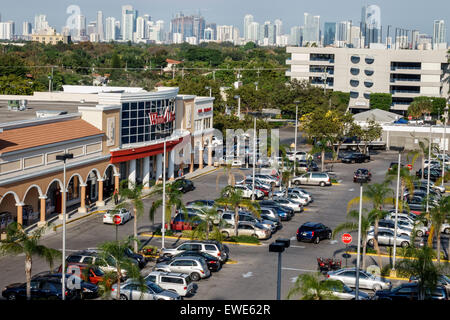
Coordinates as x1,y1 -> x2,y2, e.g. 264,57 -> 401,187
148,107 -> 175,125
342,233 -> 352,244
407,164 -> 412,170
203,107 -> 212,113
113,215 -> 122,225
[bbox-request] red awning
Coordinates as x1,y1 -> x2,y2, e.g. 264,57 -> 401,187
110,138 -> 184,164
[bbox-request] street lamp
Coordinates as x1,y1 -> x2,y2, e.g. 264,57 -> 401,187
426,124 -> 432,214
251,117 -> 257,200
55,153 -> 73,301
442,105 -> 449,187
269,238 -> 290,300
355,181 -> 363,300
391,146 -> 404,271
234,95 -> 241,119
205,86 -> 212,97
254,82 -> 258,91
155,133 -> 168,249
293,101 -> 300,177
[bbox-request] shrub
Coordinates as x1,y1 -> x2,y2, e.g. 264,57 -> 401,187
369,93 -> 392,111
229,235 -> 260,244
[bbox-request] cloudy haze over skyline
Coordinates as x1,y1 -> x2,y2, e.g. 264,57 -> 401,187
1,0 -> 449,41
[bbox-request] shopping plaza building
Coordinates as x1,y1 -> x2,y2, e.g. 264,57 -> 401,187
285,47 -> 449,114
0,86 -> 215,229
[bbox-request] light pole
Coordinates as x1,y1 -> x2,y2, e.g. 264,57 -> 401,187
442,105 -> 448,187
392,147 -> 404,270
355,181 -> 363,300
205,86 -> 212,97
269,238 -> 290,300
155,133 -> 168,249
55,153 -> 73,301
254,82 -> 258,91
234,95 -> 241,119
293,101 -> 300,177
252,117 -> 257,200
426,124 -> 432,214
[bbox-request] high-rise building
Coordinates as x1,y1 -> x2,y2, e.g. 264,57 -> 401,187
136,16 -> 146,40
0,21 -> 14,40
289,26 -> 302,46
105,17 -> 116,41
22,22 -> 32,37
204,27 -> 214,41
336,21 -> 352,47
75,15 -> 86,39
433,20 -> 446,49
122,5 -> 137,41
248,21 -> 260,42
217,25 -> 235,43
170,13 -> 204,42
303,13 -> 320,45
206,23 -> 217,40
263,21 -> 276,45
274,19 -> 283,37
87,21 -> 97,36
33,14 -> 50,34
361,4 -> 382,46
323,22 -> 336,46
244,14 -> 253,40
97,11 -> 104,41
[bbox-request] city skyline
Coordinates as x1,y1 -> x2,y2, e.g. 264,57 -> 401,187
0,0 -> 449,42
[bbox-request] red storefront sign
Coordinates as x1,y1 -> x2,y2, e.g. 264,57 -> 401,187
148,107 -> 175,125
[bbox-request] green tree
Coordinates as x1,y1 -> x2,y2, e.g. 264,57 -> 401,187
353,119 -> 382,155
369,93 -> 392,111
216,186 -> 260,236
424,196 -> 450,263
408,97 -> 433,119
0,223 -> 61,300
287,273 -> 344,300
116,180 -> 154,252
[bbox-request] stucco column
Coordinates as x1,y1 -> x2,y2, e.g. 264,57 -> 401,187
78,184 -> 87,214
143,157 -> 150,188
168,150 -> 175,181
208,145 -> 213,167
114,174 -> 120,191
38,196 -> 47,227
16,203 -> 24,227
190,151 -> 194,173
128,159 -> 136,188
96,179 -> 105,207
199,146 -> 204,170
156,153 -> 163,182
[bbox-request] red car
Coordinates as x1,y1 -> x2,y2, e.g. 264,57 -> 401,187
58,263 -> 105,285
169,211 -> 201,231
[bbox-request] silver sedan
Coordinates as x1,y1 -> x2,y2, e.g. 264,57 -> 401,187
327,268 -> 392,292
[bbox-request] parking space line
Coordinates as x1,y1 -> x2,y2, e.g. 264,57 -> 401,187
282,267 -> 316,273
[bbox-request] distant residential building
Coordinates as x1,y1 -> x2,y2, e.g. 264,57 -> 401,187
170,13 -> 205,42
33,14 -> 50,34
22,22 -> 32,37
286,47 -> 449,114
87,21 -> 97,36
243,14 -> 254,40
0,21 -> 14,40
323,22 -> 336,46
303,13 -> 320,45
217,25 -> 236,43
97,11 -> 104,41
433,20 -> 447,49
31,31 -> 70,45
206,23 -> 217,40
336,21 -> 352,47
361,4 -> 382,46
289,26 -> 302,46
105,17 -> 116,41
204,27 -> 214,41
122,5 -> 137,41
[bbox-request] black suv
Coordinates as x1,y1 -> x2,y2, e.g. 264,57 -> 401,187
342,152 -> 370,164
296,222 -> 332,244
373,283 -> 448,300
416,168 -> 442,182
353,168 -> 372,183
32,272 -> 99,299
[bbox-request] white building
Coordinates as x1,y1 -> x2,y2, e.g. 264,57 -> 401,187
243,14 -> 253,40
97,11 -> 104,41
286,47 -> 449,113
217,25 -> 236,43
105,17 -> 116,41
0,21 -> 14,40
433,20 -> 447,49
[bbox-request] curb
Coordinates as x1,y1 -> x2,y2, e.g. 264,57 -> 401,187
346,251 -> 450,263
189,167 -> 221,181
140,233 -> 262,246
52,210 -> 107,230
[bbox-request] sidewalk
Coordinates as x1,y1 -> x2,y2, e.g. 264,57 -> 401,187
31,166 -> 219,238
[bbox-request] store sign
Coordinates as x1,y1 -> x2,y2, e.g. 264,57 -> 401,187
203,107 -> 212,113
149,107 -> 175,125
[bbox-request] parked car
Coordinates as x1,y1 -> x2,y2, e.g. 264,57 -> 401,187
144,271 -> 196,297
384,213 -> 428,237
177,179 -> 195,193
66,250 -> 136,276
259,200 -> 295,218
103,208 -> 132,225
366,229 -> 411,248
2,277 -> 78,300
414,180 -> 446,194
369,219 -> 412,237
231,184 -> 264,199
157,250 -> 222,272
297,160 -> 319,172
388,162 -> 404,172
287,151 -> 311,162
353,168 -> 372,183
260,212 -> 282,230
440,223 -> 450,235
246,174 -> 280,187
327,268 -> 392,292
373,282 -> 448,300
112,279 -> 181,300
170,210 -> 203,231
58,262 -> 105,285
272,197 -> 304,213
32,272 -> 99,300
415,168 -> 442,182
292,172 -> 332,187
342,152 -> 370,164
154,256 -> 211,281
288,188 -> 313,203
220,211 -> 275,233
160,240 -> 228,263
296,222 -> 332,244
124,247 -> 146,268
260,204 -> 291,221
315,280 -> 370,300
185,200 -> 215,211
220,222 -> 271,240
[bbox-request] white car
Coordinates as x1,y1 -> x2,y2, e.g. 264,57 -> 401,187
103,208 -> 132,225
286,192 -> 310,206
220,222 -> 271,240
145,271 -> 196,297
369,219 -> 412,237
441,223 -> 450,235
288,188 -> 313,203
272,197 -> 303,213
232,185 -> 264,199
286,151 -> 310,162
327,268 -> 392,292
112,279 -> 181,300
246,174 -> 280,187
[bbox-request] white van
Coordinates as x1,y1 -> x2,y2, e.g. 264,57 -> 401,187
145,271 -> 196,297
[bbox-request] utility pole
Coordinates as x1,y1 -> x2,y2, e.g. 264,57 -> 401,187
294,101 -> 299,176
252,117 -> 257,200
355,182 -> 363,300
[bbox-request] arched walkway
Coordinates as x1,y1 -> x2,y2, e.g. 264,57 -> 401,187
0,192 -> 20,232
66,174 -> 83,212
22,186 -> 41,227
46,180 -> 63,220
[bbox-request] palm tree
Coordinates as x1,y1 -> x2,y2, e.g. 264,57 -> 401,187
149,179 -> 186,234
396,246 -> 441,300
215,186 -> 260,237
386,164 -> 416,213
215,163 -> 245,192
190,205 -> 225,241
95,237 -> 145,300
0,222 -> 61,300
287,273 -> 344,300
116,180 -> 154,252
347,181 -> 392,268
333,209 -> 372,270
426,196 -> 450,263
311,138 -> 332,172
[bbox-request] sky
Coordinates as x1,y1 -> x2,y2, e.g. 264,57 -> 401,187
1,0 -> 449,41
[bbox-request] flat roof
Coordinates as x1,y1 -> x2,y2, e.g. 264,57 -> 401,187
0,119 -> 104,155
